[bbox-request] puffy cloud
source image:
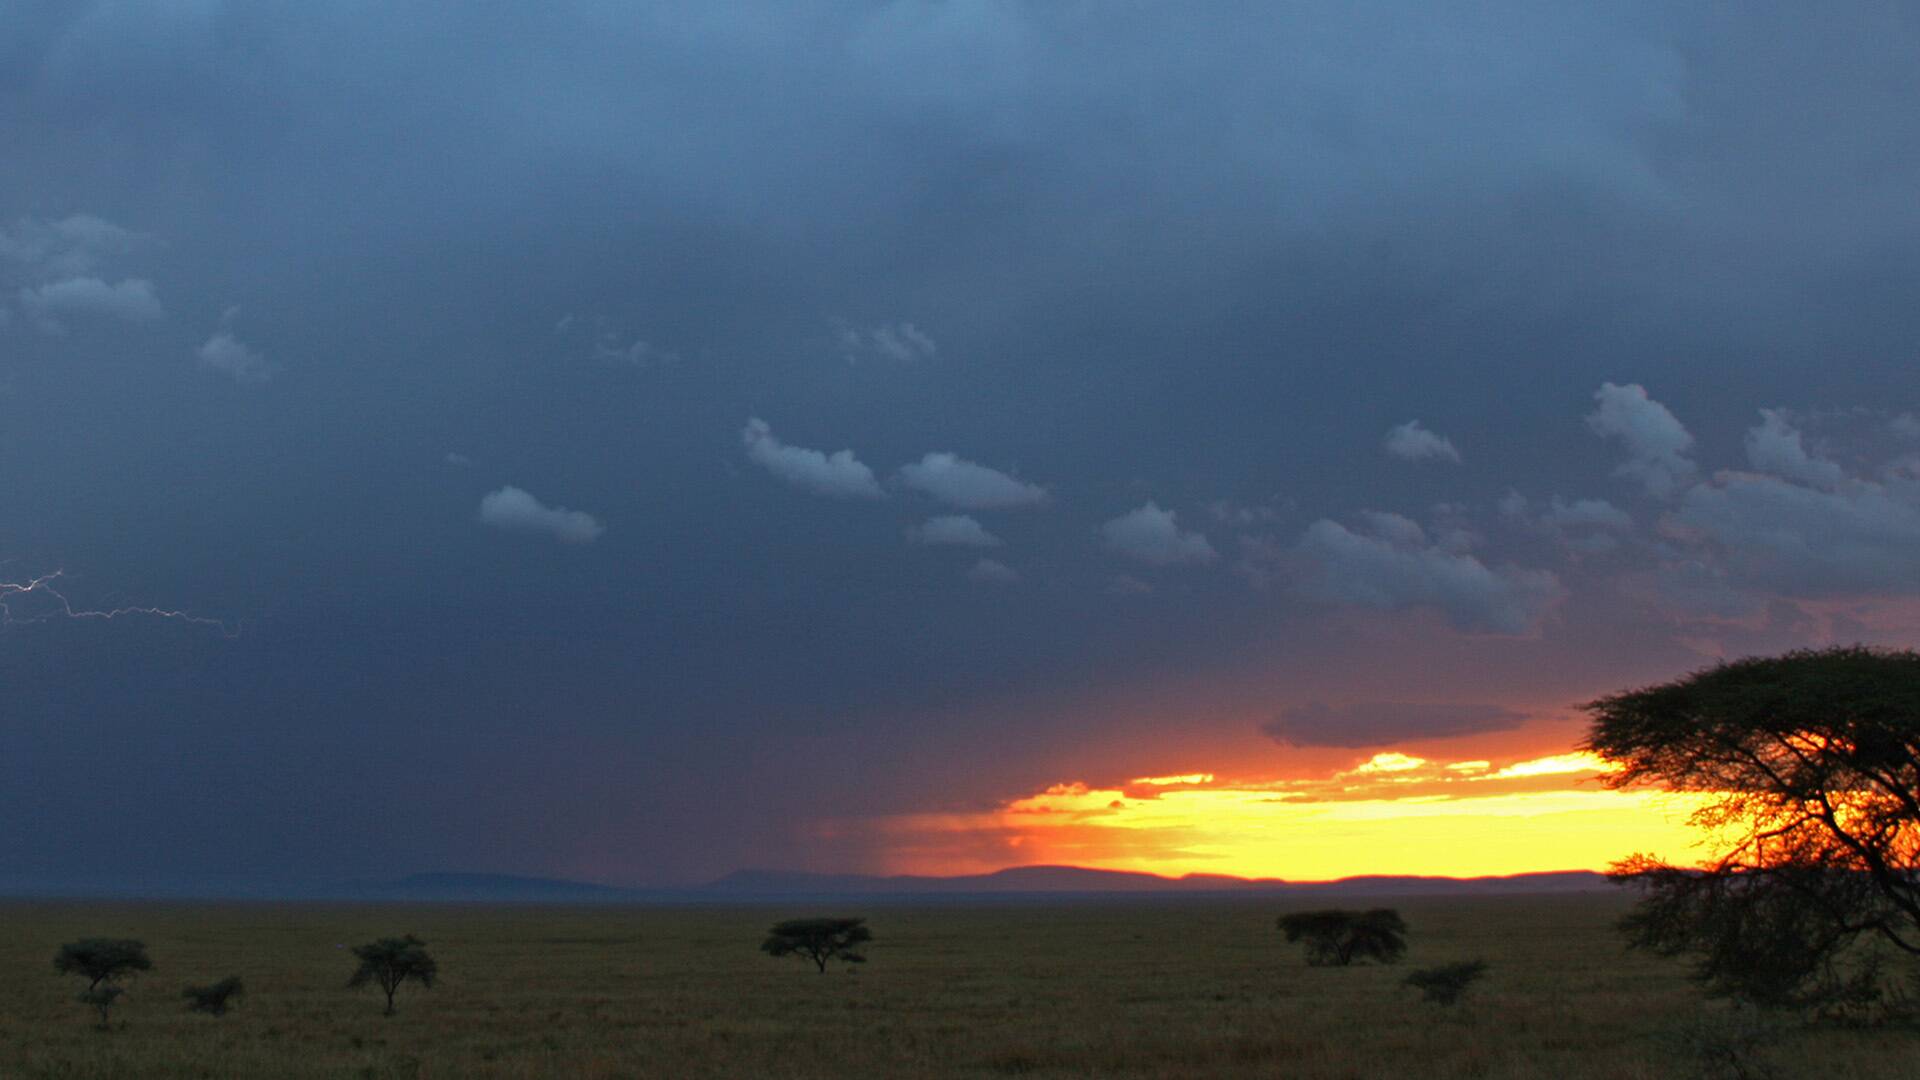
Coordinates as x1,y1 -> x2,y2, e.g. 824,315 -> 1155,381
967,558 -> 1019,584
195,331 -> 272,383
1674,470 -> 1920,594
1502,492 -> 1633,552
1099,502 -> 1218,565
741,418 -> 884,499
838,321 -> 935,363
1207,499 -> 1287,525
908,514 -> 1003,547
18,276 -> 162,329
1382,420 -> 1461,464
1587,382 -> 1697,498
1262,701 -> 1529,748
0,214 -> 143,277
1539,497 -> 1632,532
478,486 -> 605,544
897,452 -> 1045,509
1291,515 -> 1563,633
1744,409 -> 1845,489
1359,510 -> 1430,549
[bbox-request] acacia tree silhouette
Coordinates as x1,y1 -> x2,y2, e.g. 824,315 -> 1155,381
1277,909 -> 1408,966
53,939 -> 152,1027
347,935 -> 437,1015
760,918 -> 871,973
1587,646 -> 1920,1011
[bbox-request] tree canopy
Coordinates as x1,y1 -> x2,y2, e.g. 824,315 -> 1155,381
760,917 -> 871,973
53,939 -> 151,1026
1585,646 -> 1920,1009
1276,909 -> 1407,966
347,935 -> 437,1015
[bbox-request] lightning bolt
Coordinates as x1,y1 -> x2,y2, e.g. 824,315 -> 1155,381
0,570 -> 239,637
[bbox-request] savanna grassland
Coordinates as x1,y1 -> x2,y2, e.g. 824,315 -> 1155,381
3,894 -> 1917,1079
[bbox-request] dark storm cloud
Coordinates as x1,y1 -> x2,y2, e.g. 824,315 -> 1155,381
6,2 -> 1920,888
1264,702 -> 1530,749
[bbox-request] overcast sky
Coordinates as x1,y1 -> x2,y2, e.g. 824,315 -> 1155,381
6,2 -> 1920,890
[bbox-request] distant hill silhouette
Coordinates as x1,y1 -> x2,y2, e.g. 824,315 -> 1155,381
15,865 -> 1609,902
700,865 -> 1609,899
335,872 -> 644,902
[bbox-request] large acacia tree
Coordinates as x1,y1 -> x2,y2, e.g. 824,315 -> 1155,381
760,918 -> 871,973
53,939 -> 152,1027
348,935 -> 437,1015
1276,909 -> 1408,967
1585,646 -> 1920,1009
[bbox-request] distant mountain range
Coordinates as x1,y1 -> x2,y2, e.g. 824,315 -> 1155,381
319,866 -> 1611,903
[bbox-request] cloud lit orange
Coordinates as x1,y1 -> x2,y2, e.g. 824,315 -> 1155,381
819,749 -> 1711,881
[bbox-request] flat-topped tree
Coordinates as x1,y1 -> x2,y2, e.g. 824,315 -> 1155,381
1277,909 -> 1408,966
53,939 -> 152,1026
761,917 -> 871,973
348,935 -> 437,1015
1586,646 -> 1920,1011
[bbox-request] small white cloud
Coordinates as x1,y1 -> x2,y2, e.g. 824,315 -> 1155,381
444,452 -> 473,467
19,276 -> 162,330
1587,382 -> 1697,498
196,331 -> 272,383
908,514 -> 1003,547
1100,502 -> 1218,566
1383,420 -> 1461,464
592,334 -> 678,368
967,558 -> 1020,584
741,418 -> 884,499
1744,409 -> 1845,489
1108,573 -> 1154,595
898,452 -> 1046,509
478,486 -> 605,544
839,321 -> 935,363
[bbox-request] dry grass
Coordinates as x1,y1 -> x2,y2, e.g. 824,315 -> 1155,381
1,893 -> 1915,1078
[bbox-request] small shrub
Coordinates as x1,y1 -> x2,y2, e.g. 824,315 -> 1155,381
1403,959 -> 1488,1005
183,976 -> 244,1016
1663,1008 -> 1780,1080
76,986 -> 125,1027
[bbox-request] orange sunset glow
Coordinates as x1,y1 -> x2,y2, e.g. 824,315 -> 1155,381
828,749 -> 1711,881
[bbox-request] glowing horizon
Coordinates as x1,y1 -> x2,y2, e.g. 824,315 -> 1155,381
813,749 -> 1712,881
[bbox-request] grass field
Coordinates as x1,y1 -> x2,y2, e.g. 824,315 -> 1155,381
3,893 -> 1917,1078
